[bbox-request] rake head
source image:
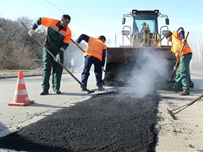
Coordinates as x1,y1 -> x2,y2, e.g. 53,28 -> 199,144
167,108 -> 177,120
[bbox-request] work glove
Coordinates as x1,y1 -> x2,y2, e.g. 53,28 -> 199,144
182,39 -> 187,45
28,29 -> 35,36
55,54 -> 60,62
74,42 -> 80,47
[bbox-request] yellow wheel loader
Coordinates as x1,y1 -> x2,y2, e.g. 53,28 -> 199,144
103,9 -> 176,88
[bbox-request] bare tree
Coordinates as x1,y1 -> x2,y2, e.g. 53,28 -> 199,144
0,17 -> 46,69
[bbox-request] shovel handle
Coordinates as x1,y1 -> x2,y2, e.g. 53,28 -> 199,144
21,22 -> 92,93
71,39 -> 85,53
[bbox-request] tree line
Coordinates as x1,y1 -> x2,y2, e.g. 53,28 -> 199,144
0,17 -> 85,70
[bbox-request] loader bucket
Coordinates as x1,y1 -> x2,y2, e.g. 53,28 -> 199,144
103,46 -> 176,87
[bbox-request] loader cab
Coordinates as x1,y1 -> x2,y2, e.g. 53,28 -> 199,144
132,10 -> 159,41
130,9 -> 169,34
121,9 -> 169,46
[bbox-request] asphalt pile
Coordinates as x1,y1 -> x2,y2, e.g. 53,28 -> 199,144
0,93 -> 159,152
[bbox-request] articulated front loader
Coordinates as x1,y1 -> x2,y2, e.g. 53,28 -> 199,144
103,9 -> 176,87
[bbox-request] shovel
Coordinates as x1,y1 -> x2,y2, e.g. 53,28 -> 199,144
21,22 -> 95,94
170,32 -> 189,82
167,94 -> 203,120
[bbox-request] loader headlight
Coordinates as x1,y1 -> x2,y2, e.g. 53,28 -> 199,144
154,10 -> 159,13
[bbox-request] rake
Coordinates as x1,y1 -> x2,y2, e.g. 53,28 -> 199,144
167,94 -> 203,120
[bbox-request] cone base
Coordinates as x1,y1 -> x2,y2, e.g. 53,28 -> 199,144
8,100 -> 34,106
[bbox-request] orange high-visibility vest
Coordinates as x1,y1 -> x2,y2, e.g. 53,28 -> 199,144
171,30 -> 192,60
84,37 -> 108,61
40,17 -> 71,45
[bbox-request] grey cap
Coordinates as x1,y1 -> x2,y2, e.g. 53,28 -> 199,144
164,30 -> 172,38
142,22 -> 146,25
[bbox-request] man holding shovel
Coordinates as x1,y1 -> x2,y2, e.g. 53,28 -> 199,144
164,27 -> 192,95
75,34 -> 107,91
28,14 -> 72,95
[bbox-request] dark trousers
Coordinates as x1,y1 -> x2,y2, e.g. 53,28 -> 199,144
42,48 -> 63,91
81,56 -> 103,88
173,53 -> 192,92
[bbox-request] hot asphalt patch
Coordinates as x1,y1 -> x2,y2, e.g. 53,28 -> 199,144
0,92 -> 159,152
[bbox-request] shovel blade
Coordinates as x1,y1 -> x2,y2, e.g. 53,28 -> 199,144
87,89 -> 97,94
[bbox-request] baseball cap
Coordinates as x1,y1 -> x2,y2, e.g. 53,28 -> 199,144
164,30 -> 172,38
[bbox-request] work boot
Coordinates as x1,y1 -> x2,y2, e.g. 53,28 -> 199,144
180,91 -> 190,96
98,86 -> 105,91
81,88 -> 86,91
55,90 -> 61,94
40,90 -> 49,95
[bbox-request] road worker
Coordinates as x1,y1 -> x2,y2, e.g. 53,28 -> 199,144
75,34 -> 107,91
164,27 -> 192,95
28,14 -> 72,95
140,22 -> 147,32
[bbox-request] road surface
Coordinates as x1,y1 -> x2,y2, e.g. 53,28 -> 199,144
0,70 -> 202,151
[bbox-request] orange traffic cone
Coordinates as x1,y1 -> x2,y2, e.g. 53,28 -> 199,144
8,70 -> 34,106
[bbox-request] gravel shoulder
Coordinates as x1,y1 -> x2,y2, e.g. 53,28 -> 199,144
156,91 -> 203,151
156,71 -> 203,151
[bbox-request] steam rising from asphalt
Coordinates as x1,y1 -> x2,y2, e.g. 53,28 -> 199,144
64,42 -> 84,70
125,49 -> 169,97
64,43 -> 170,98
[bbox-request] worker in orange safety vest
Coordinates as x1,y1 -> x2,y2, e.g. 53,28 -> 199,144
164,27 -> 192,95
28,14 -> 72,95
75,34 -> 108,91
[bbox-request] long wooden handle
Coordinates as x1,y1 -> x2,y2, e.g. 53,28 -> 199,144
188,94 -> 203,106
71,39 -> 85,53
21,22 -> 90,91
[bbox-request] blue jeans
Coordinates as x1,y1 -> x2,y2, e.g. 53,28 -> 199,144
81,56 -> 103,88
